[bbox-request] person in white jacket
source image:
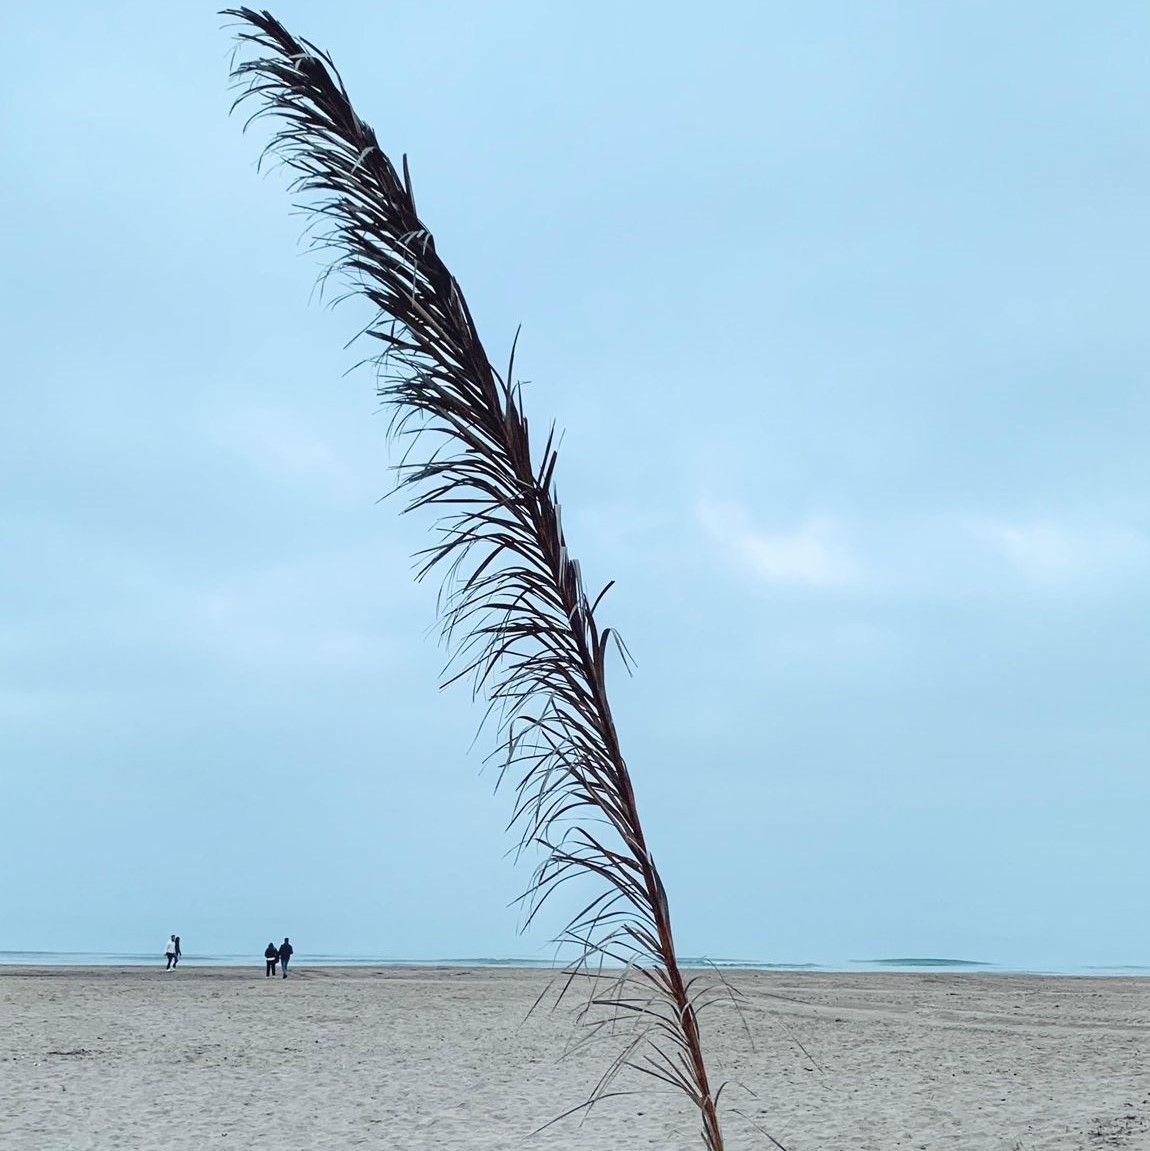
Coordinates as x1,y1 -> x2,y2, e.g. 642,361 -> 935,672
164,935 -> 178,971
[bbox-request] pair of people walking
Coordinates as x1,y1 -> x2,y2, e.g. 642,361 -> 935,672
164,935 -> 182,970
264,937 -> 294,978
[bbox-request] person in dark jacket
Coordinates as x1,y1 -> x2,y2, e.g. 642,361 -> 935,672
264,942 -> 279,977
278,937 -> 293,978
173,936 -> 182,968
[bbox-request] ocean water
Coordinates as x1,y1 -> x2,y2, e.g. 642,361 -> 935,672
0,951 -> 1145,975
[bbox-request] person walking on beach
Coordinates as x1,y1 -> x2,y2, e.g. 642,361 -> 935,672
164,935 -> 177,970
172,936 -> 182,968
264,942 -> 279,977
278,937 -> 293,978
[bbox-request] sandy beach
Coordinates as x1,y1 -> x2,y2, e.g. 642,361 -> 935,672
2,965 -> 1148,1150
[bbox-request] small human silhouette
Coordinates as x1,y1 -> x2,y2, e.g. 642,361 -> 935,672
164,935 -> 177,971
278,937 -> 293,978
264,942 -> 279,977
173,936 -> 182,968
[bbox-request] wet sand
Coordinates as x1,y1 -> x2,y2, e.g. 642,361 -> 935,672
2,965 -> 1148,1149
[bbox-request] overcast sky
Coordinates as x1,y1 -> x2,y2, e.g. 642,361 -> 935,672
3,2 -> 1148,968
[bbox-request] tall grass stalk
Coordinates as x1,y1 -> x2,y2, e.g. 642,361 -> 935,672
226,10 -> 728,1146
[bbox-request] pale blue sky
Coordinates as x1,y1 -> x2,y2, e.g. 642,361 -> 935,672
2,2 -> 1147,967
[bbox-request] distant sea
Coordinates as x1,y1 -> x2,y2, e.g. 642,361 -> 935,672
0,952 -> 1146,976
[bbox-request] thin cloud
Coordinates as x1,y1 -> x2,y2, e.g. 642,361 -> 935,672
695,502 -> 1150,600
976,519 -> 1150,587
695,499 -> 860,588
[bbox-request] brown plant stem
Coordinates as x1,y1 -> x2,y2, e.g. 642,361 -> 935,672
225,9 -> 727,1147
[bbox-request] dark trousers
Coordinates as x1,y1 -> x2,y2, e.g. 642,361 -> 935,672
265,959 -> 277,977
280,957 -> 290,978
165,954 -> 175,970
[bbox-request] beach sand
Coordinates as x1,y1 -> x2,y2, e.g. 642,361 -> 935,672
2,965 -> 1148,1150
